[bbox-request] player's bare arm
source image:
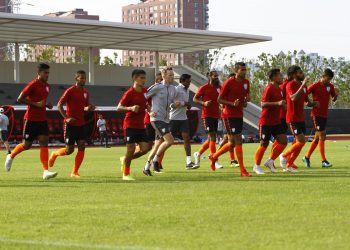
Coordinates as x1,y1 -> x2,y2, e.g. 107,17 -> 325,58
193,95 -> 211,107
117,104 -> 140,113
217,95 -> 238,107
17,92 -> 46,108
290,77 -> 309,101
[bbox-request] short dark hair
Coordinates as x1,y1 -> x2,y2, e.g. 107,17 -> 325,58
268,68 -> 281,80
228,73 -> 235,78
156,72 -> 162,77
208,70 -> 217,77
76,70 -> 86,76
234,62 -> 246,71
287,65 -> 301,78
180,74 -> 191,83
162,67 -> 173,75
37,63 -> 50,72
323,68 -> 334,78
132,69 -> 146,78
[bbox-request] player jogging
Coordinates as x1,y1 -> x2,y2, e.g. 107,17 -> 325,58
253,69 -> 288,174
302,68 -> 338,168
209,62 -> 251,177
193,70 -> 222,170
4,63 -> 57,180
279,66 -> 319,172
49,70 -> 95,178
117,69 -> 150,181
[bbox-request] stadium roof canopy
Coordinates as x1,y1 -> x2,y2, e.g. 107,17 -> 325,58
0,12 -> 271,83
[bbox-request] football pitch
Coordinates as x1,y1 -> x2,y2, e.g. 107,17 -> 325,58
0,141 -> 349,250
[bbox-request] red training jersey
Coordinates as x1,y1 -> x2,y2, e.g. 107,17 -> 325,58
195,83 -> 221,119
308,81 -> 336,118
220,77 -> 250,119
259,83 -> 284,126
279,79 -> 289,120
59,85 -> 89,126
21,79 -> 50,122
119,87 -> 147,129
286,80 -> 308,123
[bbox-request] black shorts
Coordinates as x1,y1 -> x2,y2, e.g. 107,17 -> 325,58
0,130 -> 8,141
151,121 -> 171,139
203,117 -> 218,133
145,124 -> 155,142
99,130 -> 107,137
223,118 -> 243,135
170,120 -> 190,136
259,124 -> 285,142
280,119 -> 288,134
64,124 -> 86,145
125,128 -> 148,144
312,116 -> 327,132
23,120 -> 48,142
289,122 -> 306,136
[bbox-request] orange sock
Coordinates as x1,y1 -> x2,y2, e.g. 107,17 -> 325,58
123,165 -> 130,176
270,142 -> 287,160
286,142 -> 305,166
235,144 -> 246,172
319,140 -> 326,161
255,145 -> 267,165
40,147 -> 49,171
209,141 -> 216,154
73,150 -> 85,174
212,143 -> 230,161
10,143 -> 26,158
158,153 -> 164,164
229,148 -> 235,160
55,148 -> 68,157
283,141 -> 302,158
306,140 -> 318,159
198,140 -> 209,155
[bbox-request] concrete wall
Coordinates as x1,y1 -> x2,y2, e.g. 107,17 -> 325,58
0,61 -> 155,86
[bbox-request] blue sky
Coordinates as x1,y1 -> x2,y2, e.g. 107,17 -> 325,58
19,0 -> 350,61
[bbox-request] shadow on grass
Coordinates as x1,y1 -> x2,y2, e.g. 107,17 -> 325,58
0,169 -> 349,187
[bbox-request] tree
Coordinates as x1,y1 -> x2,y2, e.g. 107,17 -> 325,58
194,50 -> 350,107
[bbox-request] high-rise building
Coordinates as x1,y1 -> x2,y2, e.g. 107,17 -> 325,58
0,0 -> 12,60
122,0 -> 209,67
28,9 -> 100,63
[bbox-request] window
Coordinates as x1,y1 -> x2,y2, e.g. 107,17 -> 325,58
194,3 -> 199,8
194,17 -> 199,22
194,10 -> 198,15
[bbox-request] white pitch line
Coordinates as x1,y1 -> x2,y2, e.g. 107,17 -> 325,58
0,237 -> 166,250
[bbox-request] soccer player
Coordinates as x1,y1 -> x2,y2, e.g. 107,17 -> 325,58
193,70 -> 222,170
0,108 -> 11,154
209,62 -> 251,177
4,63 -> 57,180
279,66 -> 319,172
117,69 -> 150,181
253,69 -> 288,174
302,68 -> 338,168
143,67 -> 178,175
49,70 -> 95,178
280,75 -> 292,135
169,73 -> 196,169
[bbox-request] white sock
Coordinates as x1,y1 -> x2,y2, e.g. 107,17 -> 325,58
186,156 -> 192,165
153,155 -> 160,163
144,161 -> 151,170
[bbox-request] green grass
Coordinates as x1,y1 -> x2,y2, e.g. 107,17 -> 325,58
0,140 -> 350,250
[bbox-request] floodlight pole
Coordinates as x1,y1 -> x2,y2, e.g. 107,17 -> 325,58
88,47 -> 95,85
155,51 -> 159,77
14,42 -> 20,83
